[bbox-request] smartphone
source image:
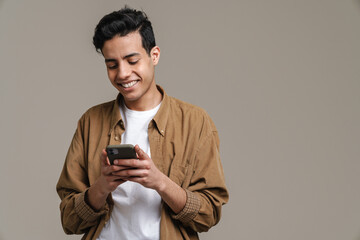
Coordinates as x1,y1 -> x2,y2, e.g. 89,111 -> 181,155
106,144 -> 137,165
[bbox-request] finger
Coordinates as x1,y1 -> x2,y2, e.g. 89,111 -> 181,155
107,175 -> 127,182
113,168 -> 148,178
114,164 -> 134,170
100,149 -> 110,166
111,166 -> 135,175
104,165 -> 128,176
134,144 -> 149,160
114,159 -> 142,168
124,176 -> 151,186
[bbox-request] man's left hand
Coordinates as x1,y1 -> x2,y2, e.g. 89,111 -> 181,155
112,144 -> 166,191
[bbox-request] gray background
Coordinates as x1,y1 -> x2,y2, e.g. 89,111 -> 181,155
1,0 -> 360,239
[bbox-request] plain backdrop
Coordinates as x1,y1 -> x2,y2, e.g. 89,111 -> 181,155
1,0 -> 360,239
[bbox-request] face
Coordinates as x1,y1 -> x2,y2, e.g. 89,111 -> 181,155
101,32 -> 160,109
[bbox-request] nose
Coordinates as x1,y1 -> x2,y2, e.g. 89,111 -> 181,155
117,63 -> 131,80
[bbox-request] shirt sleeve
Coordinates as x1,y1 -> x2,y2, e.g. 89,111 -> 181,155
171,189 -> 201,222
171,114 -> 229,232
56,116 -> 109,234
75,190 -> 108,221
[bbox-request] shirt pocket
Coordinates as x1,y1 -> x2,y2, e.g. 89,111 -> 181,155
169,163 -> 193,188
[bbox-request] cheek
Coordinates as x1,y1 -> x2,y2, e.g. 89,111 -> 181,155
138,63 -> 153,80
107,70 -> 116,81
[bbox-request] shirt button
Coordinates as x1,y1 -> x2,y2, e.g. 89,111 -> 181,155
114,136 -> 119,141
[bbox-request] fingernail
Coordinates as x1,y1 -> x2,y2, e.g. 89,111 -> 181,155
114,160 -> 118,164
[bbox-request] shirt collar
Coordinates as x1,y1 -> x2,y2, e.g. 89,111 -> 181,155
108,94 -> 123,136
153,85 -> 169,137
108,85 -> 170,137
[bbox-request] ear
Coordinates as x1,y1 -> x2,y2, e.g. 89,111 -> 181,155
150,46 -> 160,66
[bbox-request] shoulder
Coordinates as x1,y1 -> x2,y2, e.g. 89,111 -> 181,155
167,95 -> 217,132
167,95 -> 205,115
79,99 -> 116,122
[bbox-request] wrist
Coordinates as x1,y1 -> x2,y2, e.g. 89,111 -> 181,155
94,178 -> 110,196
87,180 -> 109,211
156,174 -> 168,194
155,175 -> 187,214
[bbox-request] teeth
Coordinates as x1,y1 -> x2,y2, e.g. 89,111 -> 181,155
121,81 -> 137,88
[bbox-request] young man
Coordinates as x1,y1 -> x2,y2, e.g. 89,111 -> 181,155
56,7 -> 228,240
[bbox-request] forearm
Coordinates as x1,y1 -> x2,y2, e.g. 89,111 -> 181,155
157,174 -> 187,214
87,181 -> 109,211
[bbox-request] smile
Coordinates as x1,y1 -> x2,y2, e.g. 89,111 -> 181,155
120,80 -> 138,88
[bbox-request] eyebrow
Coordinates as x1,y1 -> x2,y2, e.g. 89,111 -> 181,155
105,53 -> 140,62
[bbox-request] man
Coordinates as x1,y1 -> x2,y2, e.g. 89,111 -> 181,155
56,7 -> 228,240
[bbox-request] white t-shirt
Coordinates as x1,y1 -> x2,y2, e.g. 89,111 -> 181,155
97,102 -> 162,240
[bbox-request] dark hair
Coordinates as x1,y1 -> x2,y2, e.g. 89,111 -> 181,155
93,7 -> 156,55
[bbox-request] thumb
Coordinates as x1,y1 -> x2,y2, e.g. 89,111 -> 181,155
101,149 -> 110,166
134,144 -> 149,160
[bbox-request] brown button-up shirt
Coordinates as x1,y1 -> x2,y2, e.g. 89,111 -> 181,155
56,86 -> 229,239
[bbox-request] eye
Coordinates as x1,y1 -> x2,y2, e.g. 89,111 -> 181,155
128,59 -> 139,65
107,64 -> 118,69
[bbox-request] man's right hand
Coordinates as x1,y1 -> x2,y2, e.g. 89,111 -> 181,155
86,149 -> 128,211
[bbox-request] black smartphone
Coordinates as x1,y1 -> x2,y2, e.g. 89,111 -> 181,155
106,144 -> 137,165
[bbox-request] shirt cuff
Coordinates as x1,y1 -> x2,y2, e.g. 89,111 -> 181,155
74,189 -> 107,222
172,189 -> 201,222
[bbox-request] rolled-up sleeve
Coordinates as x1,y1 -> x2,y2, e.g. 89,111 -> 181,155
171,189 -> 201,222
56,117 -> 108,234
171,115 -> 229,232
